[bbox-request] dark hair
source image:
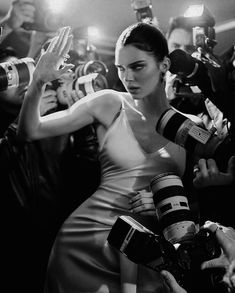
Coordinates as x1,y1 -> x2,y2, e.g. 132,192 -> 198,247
116,22 -> 168,62
166,16 -> 193,39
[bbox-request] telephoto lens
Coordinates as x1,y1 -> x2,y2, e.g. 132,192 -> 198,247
56,72 -> 109,105
156,108 -> 233,171
0,57 -> 35,91
74,73 -> 108,96
150,172 -> 196,244
75,60 -> 108,77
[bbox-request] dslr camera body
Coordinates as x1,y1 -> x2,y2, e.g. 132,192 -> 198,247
168,4 -> 234,123
131,0 -> 154,23
107,215 -> 222,291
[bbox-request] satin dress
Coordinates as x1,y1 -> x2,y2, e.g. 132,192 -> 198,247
45,95 -> 186,293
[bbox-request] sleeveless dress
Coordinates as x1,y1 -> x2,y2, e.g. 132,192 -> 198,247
45,96 -> 186,293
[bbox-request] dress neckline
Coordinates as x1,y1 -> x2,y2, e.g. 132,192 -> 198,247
122,100 -> 168,157
124,112 -> 167,157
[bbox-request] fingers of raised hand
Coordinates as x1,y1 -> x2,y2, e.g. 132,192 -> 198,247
47,36 -> 59,53
54,26 -> 72,55
47,27 -> 72,55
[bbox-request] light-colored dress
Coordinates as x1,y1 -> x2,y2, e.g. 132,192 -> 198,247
45,95 -> 186,293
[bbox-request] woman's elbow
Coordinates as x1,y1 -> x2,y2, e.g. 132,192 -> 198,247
16,126 -> 38,142
17,129 -> 32,142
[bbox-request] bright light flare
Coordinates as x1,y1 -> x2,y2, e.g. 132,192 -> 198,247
47,0 -> 67,14
184,4 -> 204,18
87,26 -> 101,41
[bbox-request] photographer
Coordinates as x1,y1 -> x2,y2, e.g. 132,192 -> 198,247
165,15 -> 205,115
0,47 -> 27,136
0,0 -> 35,41
161,221 -> 235,293
165,15 -> 228,133
0,0 -> 37,137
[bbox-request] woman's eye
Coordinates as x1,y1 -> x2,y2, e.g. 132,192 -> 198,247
132,64 -> 144,70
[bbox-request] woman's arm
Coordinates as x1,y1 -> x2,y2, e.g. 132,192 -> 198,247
17,26 -> 74,140
17,26 -> 122,141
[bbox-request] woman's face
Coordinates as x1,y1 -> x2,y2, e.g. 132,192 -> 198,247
115,44 -> 161,99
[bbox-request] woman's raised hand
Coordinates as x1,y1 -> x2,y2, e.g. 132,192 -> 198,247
33,26 -> 74,84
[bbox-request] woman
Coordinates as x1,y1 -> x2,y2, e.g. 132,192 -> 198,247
18,24 -> 186,293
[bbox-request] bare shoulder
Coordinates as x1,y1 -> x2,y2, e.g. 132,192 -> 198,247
86,89 -> 124,127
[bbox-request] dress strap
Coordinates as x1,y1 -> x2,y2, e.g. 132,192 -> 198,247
99,96 -> 124,150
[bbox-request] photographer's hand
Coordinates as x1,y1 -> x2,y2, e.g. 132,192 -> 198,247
161,270 -> 187,293
201,221 -> 235,291
0,0 -> 35,41
201,221 -> 235,270
39,88 -> 58,116
193,156 -> 235,188
129,190 -> 155,216
165,71 -> 178,101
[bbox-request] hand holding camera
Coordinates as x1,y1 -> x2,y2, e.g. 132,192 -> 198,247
160,222 -> 235,293
4,0 -> 35,31
129,189 -> 155,216
193,157 -> 235,188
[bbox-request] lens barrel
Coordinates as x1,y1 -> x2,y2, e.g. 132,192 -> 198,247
0,57 -> 35,91
156,108 -> 232,171
150,172 -> 196,244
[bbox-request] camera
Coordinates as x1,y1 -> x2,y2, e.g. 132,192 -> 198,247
183,4 -> 217,52
131,0 -> 154,23
0,57 -> 35,92
168,4 -> 235,121
21,0 -> 64,32
168,48 -> 233,122
75,60 -> 108,78
52,60 -> 109,106
150,172 -> 196,244
55,72 -> 108,105
156,107 -> 234,171
107,215 -> 222,292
